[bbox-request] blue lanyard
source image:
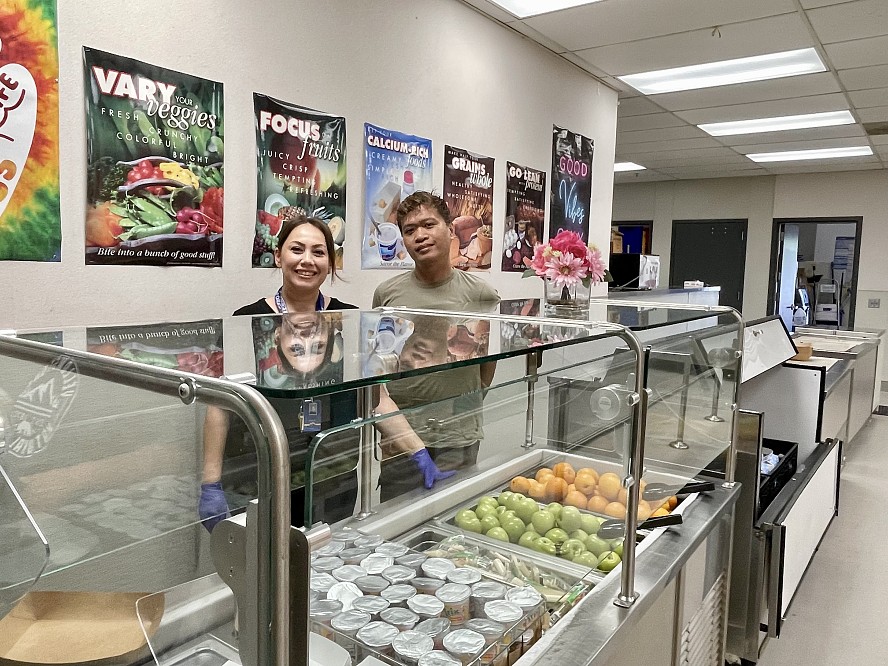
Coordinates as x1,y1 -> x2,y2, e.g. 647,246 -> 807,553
274,288 -> 324,313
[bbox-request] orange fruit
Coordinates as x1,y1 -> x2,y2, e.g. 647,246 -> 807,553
667,496 -> 678,510
637,500 -> 652,521
564,490 -> 588,510
567,483 -> 577,494
510,476 -> 531,495
552,462 -> 576,484
576,467 -> 599,483
574,471 -> 597,496
597,473 -> 622,501
528,481 -> 547,501
535,468 -> 554,483
604,502 -> 626,519
545,476 -> 568,502
651,507 -> 669,517
617,487 -> 628,506
586,496 -> 609,514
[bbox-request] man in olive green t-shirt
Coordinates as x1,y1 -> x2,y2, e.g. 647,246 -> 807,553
373,192 -> 499,500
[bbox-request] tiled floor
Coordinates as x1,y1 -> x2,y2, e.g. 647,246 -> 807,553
756,408 -> 888,665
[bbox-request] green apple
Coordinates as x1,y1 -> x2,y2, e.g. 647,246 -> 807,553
498,492 -> 514,507
516,497 -> 540,524
463,517 -> 483,533
584,535 -> 610,557
561,538 -> 586,559
546,502 -> 563,520
558,506 -> 582,533
545,528 -> 569,545
456,509 -> 477,524
596,551 -> 621,572
611,539 -> 624,558
477,496 -> 499,511
525,522 -> 539,535
518,531 -> 540,549
572,551 -> 599,567
580,514 -> 603,535
479,515 -> 500,533
496,505 -> 508,515
501,518 -> 526,543
531,510 -> 556,535
486,526 -> 510,542
475,504 -> 498,521
569,529 -> 589,543
504,494 -> 523,513
532,537 -> 556,556
499,511 -> 518,525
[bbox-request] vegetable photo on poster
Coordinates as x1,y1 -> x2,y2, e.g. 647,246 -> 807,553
83,48 -> 224,266
443,145 -> 494,272
252,95 -> 346,269
550,125 -> 593,243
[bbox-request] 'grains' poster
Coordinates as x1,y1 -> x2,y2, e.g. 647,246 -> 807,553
84,47 -> 224,266
502,161 -> 546,273
443,145 -> 494,272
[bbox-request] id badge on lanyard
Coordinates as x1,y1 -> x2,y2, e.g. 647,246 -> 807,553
300,398 -> 322,432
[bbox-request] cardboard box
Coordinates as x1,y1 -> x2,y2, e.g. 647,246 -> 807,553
0,591 -> 164,666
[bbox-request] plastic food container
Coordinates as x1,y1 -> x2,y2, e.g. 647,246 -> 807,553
412,577 -> 447,595
376,542 -> 410,558
446,568 -> 482,586
313,556 -> 345,574
465,618 -> 507,665
504,586 -> 544,636
362,554 -> 395,575
482,600 -> 523,648
422,558 -> 457,580
392,630 -> 435,665
340,547 -> 373,565
379,606 -> 420,631
470,581 -> 507,618
443,628 -> 486,665
355,575 -> 390,596
354,534 -> 385,549
414,617 -> 452,650
331,610 -> 372,660
382,565 -> 416,585
309,598 -> 343,640
327,581 -> 362,612
435,583 -> 471,626
356,620 -> 399,658
407,593 -> 445,619
316,540 -> 346,557
351,595 -> 391,618
418,650 -> 462,666
381,584 -> 417,607
396,552 -> 428,574
310,572 -> 338,596
333,565 -> 367,583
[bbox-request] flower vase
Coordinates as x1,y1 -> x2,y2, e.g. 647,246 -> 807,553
543,279 -> 590,318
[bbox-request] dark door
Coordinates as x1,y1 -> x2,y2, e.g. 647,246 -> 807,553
670,219 -> 747,312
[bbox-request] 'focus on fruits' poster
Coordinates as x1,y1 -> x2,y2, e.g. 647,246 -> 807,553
0,0 -> 61,262
83,47 -> 224,266
252,95 -> 346,269
362,123 -> 432,270
550,125 -> 593,243
443,145 -> 494,272
502,162 -> 546,273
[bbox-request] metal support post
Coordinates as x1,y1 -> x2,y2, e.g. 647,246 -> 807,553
669,350 -> 693,450
523,351 -> 541,449
356,386 -> 375,520
705,369 -> 725,423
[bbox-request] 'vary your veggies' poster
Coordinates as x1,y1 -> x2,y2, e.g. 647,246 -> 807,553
84,48 -> 224,266
550,125 -> 593,243
252,95 -> 346,269
0,0 -> 61,261
502,162 -> 546,273
362,123 -> 432,270
443,145 -> 494,272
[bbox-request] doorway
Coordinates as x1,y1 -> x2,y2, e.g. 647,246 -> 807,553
768,217 -> 862,330
670,219 -> 748,312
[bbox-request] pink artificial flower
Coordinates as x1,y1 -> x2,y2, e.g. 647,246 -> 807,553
549,230 -> 588,260
543,250 -> 589,288
587,246 -> 606,283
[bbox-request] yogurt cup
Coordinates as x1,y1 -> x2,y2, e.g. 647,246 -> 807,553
418,651 -> 461,666
309,598 -> 342,640
397,552 -> 428,575
310,571 -> 337,596
315,540 -> 345,557
379,606 -> 420,631
413,577 -> 447,595
381,583 -> 417,607
327,581 -> 362,611
482,600 -> 523,648
415,616 -> 452,649
376,542 -> 410,558
383,565 -> 417,585
313,556 -> 344,574
356,620 -> 399,658
422,558 -> 457,580
435,583 -> 472,626
446,568 -> 482,586
355,575 -> 390,596
331,528 -> 359,546
470,581 -> 507,618
392,630 -> 435,665
354,533 -> 385,549
340,547 -> 372,565
330,610 -> 372,660
351,595 -> 391,618
465,618 -> 507,665
332,565 -> 367,583
407,593 -> 445,619
443,628 -> 486,665
362,554 -> 395,575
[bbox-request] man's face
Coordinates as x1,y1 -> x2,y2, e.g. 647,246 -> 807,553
399,205 -> 452,267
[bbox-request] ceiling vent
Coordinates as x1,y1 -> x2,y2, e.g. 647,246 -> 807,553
863,122 -> 888,136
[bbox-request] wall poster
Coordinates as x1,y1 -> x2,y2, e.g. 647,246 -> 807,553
550,125 -> 593,243
84,47 -> 224,266
0,0 -> 61,261
501,162 -> 546,273
252,95 -> 346,269
443,145 -> 494,271
362,123 -> 432,269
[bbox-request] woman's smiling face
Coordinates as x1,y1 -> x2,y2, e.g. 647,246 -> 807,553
275,223 -> 330,295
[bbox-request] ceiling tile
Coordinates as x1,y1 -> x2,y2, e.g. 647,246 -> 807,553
800,0 -> 859,8
650,73 -> 842,112
711,124 -> 866,147
614,170 -> 675,183
849,87 -> 888,108
617,113 -> 688,132
838,64 -> 888,90
574,14 -> 813,76
617,137 -> 725,153
869,134 -> 888,145
521,0 -> 796,51
807,0 -> 888,44
459,0 -> 517,23
619,146 -> 744,163
673,93 -> 850,124
638,156 -> 751,169
825,35 -> 888,70
618,125 -> 708,144
507,21 -> 570,53
733,136 -> 871,153
763,162 -> 881,174
858,106 -> 888,123
657,167 -> 769,180
617,96 -> 665,117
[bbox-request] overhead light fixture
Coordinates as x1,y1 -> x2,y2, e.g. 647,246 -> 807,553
614,162 -> 646,172
618,48 -> 826,95
746,146 -> 873,163
486,0 -> 603,19
699,110 -> 855,136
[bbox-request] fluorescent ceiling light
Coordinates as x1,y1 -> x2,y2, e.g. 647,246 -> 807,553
699,110 -> 855,136
486,0 -> 603,19
746,146 -> 873,163
614,162 -> 646,172
618,48 -> 826,95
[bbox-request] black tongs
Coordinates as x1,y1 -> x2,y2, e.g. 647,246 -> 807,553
598,512 -> 683,539
642,480 -> 715,502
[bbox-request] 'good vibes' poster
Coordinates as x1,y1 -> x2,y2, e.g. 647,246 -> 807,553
550,125 -> 593,243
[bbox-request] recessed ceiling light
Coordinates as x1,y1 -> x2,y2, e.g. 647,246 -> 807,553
699,111 -> 855,136
485,0 -> 603,19
746,146 -> 873,163
614,162 -> 646,172
618,48 -> 826,95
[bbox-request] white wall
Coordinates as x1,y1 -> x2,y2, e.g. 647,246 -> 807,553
813,223 -> 857,264
0,0 -> 617,330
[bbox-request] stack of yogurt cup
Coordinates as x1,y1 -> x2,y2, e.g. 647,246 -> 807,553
308,531 -> 544,665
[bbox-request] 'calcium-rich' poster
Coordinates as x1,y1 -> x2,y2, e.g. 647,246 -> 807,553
550,125 -> 593,243
363,123 -> 433,269
252,95 -> 346,269
443,145 -> 494,271
0,0 -> 61,261
84,48 -> 224,266
502,162 -> 546,273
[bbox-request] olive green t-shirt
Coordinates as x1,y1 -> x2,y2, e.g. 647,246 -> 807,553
373,270 -> 499,448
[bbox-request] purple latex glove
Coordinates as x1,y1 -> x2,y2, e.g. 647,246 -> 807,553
411,448 -> 456,489
199,482 -> 230,532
